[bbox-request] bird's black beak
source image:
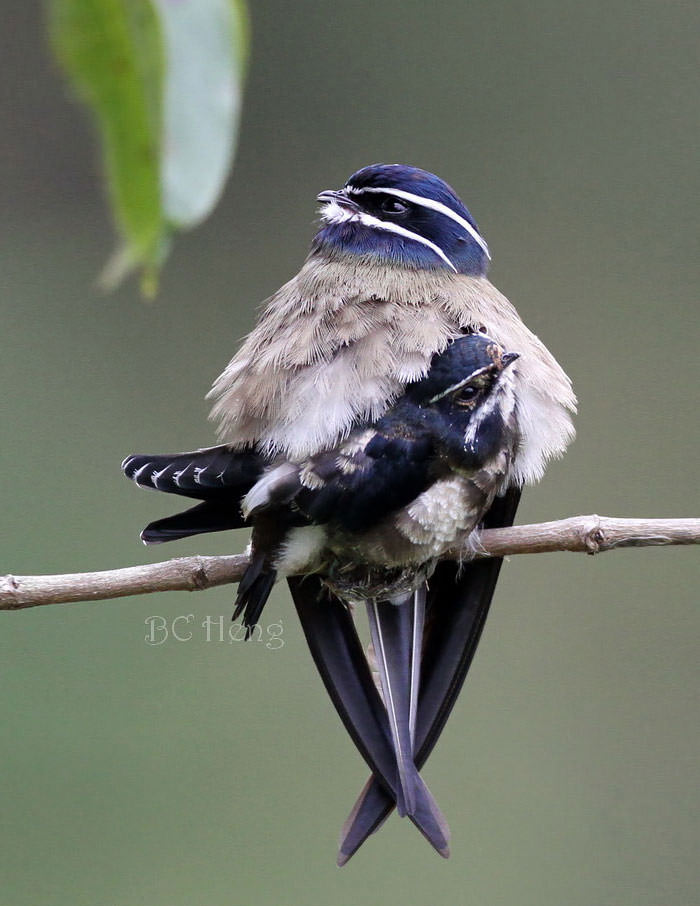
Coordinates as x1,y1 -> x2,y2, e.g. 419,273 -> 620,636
317,189 -> 361,213
501,352 -> 520,369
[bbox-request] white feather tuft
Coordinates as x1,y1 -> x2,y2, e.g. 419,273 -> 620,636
241,462 -> 298,519
275,526 -> 326,575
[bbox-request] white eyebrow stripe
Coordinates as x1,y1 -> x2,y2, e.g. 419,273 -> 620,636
320,200 -> 457,272
345,185 -> 491,259
427,365 -> 494,403
428,376 -> 474,404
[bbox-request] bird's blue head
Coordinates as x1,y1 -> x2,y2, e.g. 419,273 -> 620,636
312,164 -> 490,276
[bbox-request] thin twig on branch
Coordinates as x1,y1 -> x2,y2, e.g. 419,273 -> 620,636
1,515 -> 698,612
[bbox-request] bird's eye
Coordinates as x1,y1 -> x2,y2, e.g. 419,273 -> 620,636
454,385 -> 480,406
380,197 -> 409,215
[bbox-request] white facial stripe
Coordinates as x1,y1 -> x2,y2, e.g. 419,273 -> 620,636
320,201 -> 457,272
463,366 -> 517,450
345,185 -> 491,259
427,365 -> 494,404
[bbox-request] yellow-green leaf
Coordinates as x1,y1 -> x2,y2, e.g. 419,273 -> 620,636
49,0 -> 249,294
49,0 -> 165,292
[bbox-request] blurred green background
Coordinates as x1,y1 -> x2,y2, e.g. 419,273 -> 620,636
1,2 -> 698,904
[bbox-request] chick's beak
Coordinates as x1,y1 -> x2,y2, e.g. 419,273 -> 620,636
317,189 -> 361,213
501,352 -> 520,369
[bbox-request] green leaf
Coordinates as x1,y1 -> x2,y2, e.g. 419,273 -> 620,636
50,0 -> 165,293
49,0 -> 249,295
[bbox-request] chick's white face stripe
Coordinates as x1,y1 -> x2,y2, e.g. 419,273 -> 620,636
345,185 -> 491,259
427,365 -> 495,404
320,200 -> 458,272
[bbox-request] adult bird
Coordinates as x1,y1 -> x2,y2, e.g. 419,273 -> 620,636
124,165 -> 576,862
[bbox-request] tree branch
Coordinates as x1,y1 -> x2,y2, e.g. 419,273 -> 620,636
1,515 -> 698,611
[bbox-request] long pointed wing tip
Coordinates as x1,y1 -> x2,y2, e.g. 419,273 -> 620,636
418,818 -> 451,859
337,829 -> 451,866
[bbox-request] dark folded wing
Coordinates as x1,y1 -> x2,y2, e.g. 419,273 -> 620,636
122,445 -> 264,501
140,500 -> 247,543
295,428 -> 437,533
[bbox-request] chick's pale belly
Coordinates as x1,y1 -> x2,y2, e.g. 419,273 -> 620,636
362,475 -> 490,562
276,473 -> 496,602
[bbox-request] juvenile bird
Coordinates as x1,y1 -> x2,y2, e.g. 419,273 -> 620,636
123,164 -> 576,863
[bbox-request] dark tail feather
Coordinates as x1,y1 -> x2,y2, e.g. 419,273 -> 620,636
365,590 -> 425,818
122,446 -> 264,501
337,778 -> 390,866
141,500 -> 247,543
417,487 -> 522,752
366,590 -> 449,844
289,577 -> 449,860
233,553 -> 277,637
337,486 -> 522,864
337,773 -> 449,866
290,577 -> 403,803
